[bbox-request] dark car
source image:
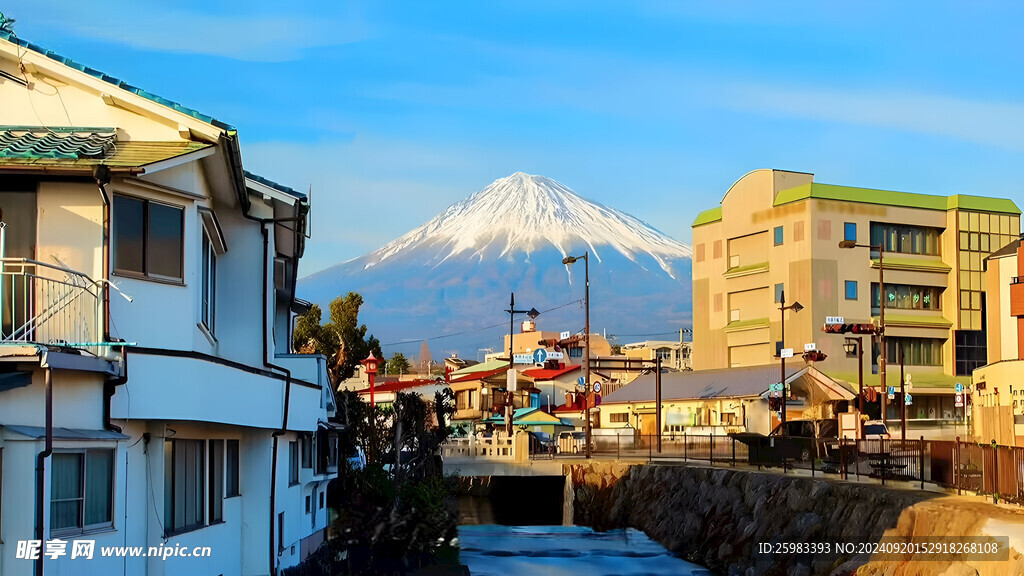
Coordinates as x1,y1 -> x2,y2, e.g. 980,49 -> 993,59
731,419 -> 838,464
770,418 -> 838,439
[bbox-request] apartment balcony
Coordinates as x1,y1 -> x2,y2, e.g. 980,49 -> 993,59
1,257 -> 103,351
1011,276 -> 1024,318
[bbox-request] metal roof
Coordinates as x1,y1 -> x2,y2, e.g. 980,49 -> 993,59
3,425 -> 130,441
244,170 -> 307,200
0,31 -> 234,131
602,364 -> 804,404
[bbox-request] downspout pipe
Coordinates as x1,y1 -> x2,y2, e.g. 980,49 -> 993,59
104,348 -> 128,433
35,367 -> 53,576
93,165 -> 112,342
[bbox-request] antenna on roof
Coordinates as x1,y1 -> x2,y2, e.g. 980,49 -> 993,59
0,12 -> 15,33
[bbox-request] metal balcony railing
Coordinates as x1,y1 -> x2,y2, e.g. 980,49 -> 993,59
0,257 -> 102,350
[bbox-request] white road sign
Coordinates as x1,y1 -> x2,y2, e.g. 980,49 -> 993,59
825,316 -> 844,325
560,331 -> 571,340
546,351 -> 564,360
507,369 -> 518,393
593,382 -> 602,393
513,354 -> 532,364
955,393 -> 964,408
804,343 -> 817,352
781,348 -> 794,358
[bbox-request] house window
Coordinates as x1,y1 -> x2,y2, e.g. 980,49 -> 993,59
209,440 -> 224,523
655,348 -> 672,360
226,439 -> 240,497
774,283 -> 784,304
774,226 -> 784,246
165,439 -> 205,534
305,495 -> 311,514
113,195 -> 184,281
278,512 -> 285,552
569,347 -> 583,358
289,441 -> 299,485
51,449 -> 114,534
845,281 -> 858,300
844,222 -> 857,242
301,434 -> 312,469
201,233 -> 217,334
319,491 -> 324,509
609,413 -> 628,423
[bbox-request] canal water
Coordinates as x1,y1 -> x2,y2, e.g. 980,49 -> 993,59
455,477 -> 709,576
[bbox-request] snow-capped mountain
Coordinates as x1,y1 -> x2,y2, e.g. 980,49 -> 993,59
299,173 -> 692,358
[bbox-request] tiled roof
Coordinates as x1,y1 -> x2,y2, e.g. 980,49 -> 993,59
357,379 -> 440,394
244,170 -> 306,200
0,31 -> 234,131
0,126 -> 115,158
0,127 -> 211,169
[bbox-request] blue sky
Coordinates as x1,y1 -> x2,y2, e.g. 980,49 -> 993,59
7,1 -> 1024,275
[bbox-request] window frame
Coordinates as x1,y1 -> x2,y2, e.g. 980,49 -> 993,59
226,439 -> 240,498
208,440 -> 224,524
50,448 -> 115,537
845,280 -> 858,301
289,441 -> 299,486
164,439 -> 206,536
112,194 -> 185,283
200,232 -> 217,335
773,226 -> 784,246
844,222 -> 857,242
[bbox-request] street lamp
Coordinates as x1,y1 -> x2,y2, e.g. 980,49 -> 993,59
360,352 -> 381,408
562,252 -> 592,458
844,336 -> 865,437
778,291 -> 803,430
504,293 -> 539,437
839,239 -> 887,432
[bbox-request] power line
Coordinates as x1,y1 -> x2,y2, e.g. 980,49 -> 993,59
380,298 -> 584,348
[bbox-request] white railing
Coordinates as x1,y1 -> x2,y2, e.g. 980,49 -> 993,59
0,257 -> 102,349
442,434 -> 518,461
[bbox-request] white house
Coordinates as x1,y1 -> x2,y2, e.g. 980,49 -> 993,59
0,31 -> 338,575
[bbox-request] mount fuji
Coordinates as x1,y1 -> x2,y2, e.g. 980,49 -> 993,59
298,172 -> 693,358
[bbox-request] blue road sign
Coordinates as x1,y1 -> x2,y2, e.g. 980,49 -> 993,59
533,348 -> 547,364
955,382 -> 964,393
888,386 -> 895,395
578,376 -> 585,386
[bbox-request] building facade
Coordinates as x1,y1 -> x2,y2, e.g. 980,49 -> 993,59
692,169 -> 1019,437
0,33 -> 337,575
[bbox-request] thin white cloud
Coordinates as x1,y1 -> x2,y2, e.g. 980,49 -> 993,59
16,2 -> 369,62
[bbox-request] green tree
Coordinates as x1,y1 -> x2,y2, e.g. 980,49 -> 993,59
386,352 -> 411,376
292,292 -> 381,383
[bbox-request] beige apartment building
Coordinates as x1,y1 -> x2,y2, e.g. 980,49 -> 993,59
691,169 -> 1020,436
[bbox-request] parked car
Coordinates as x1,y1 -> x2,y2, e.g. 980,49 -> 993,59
767,418 -> 839,461
525,431 -> 556,453
861,420 -> 892,454
558,431 -> 595,454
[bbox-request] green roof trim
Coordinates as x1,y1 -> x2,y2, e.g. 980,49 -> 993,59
692,206 -> 723,227
870,257 -> 951,273
829,371 -> 968,390
774,182 -> 1020,215
880,314 -> 953,329
724,317 -> 770,332
0,31 -> 234,132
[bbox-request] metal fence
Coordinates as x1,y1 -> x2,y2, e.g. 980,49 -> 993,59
1,258 -> 101,348
530,432 -> 1024,505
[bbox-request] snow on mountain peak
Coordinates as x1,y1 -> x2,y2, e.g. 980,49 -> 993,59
364,172 -> 692,276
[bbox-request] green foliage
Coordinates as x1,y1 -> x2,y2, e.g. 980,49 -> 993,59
292,292 -> 382,383
385,352 -> 411,376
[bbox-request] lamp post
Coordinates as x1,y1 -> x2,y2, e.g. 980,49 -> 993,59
844,336 -> 865,437
562,252 -> 592,458
839,239 -> 887,431
778,291 -> 803,430
360,352 -> 381,408
504,293 -> 539,437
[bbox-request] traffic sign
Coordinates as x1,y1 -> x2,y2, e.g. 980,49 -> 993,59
560,331 -> 571,340
887,385 -> 895,400
781,348 -> 794,359
804,343 -> 817,352
546,351 -> 564,360
532,348 -> 548,364
825,316 -> 844,325
513,354 -> 532,364
506,369 -> 518,393
955,382 -> 964,393
578,376 -> 585,386
905,393 -> 912,406
955,393 -> 964,407
577,381 -> 587,393
593,382 -> 602,393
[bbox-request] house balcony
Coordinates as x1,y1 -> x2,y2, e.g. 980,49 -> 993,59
1010,276 -> 1024,317
1,257 -> 103,352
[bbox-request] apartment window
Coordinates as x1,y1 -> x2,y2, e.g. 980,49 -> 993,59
873,338 -> 944,367
164,439 -> 204,534
113,195 -> 184,281
774,226 -> 784,246
201,233 -> 217,334
844,222 -> 857,242
869,223 -> 940,256
51,449 -> 114,534
289,441 -> 299,486
609,413 -> 628,423
845,281 -> 858,300
871,283 -> 942,313
955,330 -> 987,376
301,434 -> 312,469
209,440 -> 224,523
774,283 -> 784,304
226,439 -> 240,497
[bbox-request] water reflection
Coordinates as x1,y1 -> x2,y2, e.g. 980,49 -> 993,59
457,525 -> 711,576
